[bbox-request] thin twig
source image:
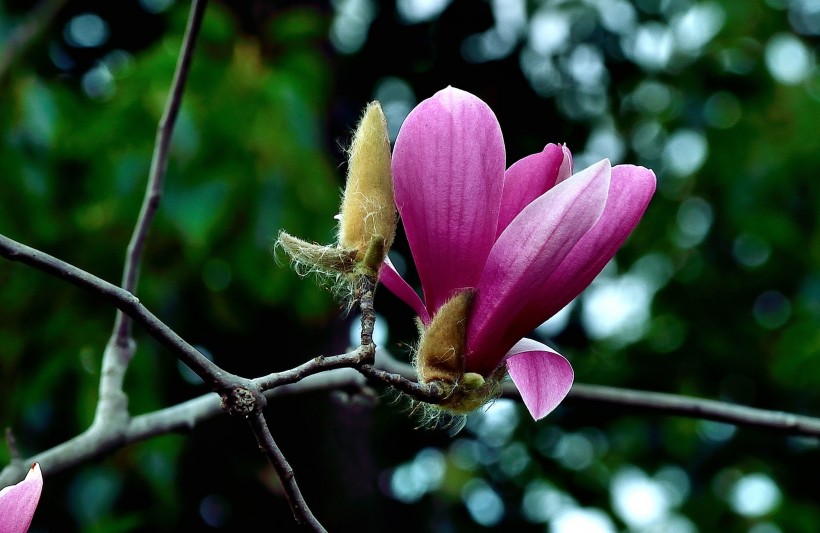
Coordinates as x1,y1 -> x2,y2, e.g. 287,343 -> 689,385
564,383 -> 820,436
377,350 -> 820,438
357,276 -> 377,356
113,0 -> 209,344
92,0 -> 209,435
250,276 -> 387,393
0,368 -> 365,487
253,349 -> 369,391
250,347 -> 430,399
0,233 -> 234,389
358,364 -> 445,403
248,409 -> 327,532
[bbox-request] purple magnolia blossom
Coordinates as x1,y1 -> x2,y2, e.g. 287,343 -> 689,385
381,87 -> 656,420
0,463 -> 43,533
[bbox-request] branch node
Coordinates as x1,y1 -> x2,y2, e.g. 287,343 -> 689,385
221,386 -> 265,418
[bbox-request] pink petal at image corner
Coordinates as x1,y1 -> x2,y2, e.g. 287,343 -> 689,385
0,463 -> 43,533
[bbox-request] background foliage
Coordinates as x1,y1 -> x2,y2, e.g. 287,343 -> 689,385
1,0 -> 819,531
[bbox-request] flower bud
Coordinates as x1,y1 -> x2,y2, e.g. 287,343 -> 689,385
277,231 -> 357,275
416,289 -> 505,415
416,289 -> 474,385
338,101 -> 397,269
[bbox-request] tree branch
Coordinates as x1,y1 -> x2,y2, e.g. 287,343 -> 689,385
564,383 -> 820,437
0,233 -> 234,389
358,363 -> 445,403
5,228 -> 820,439
247,409 -> 327,532
0,368 -> 365,487
5,227 -> 820,497
375,350 -> 820,437
89,0 -> 210,445
113,0 -> 209,344
356,276 -> 377,358
254,348 -> 370,391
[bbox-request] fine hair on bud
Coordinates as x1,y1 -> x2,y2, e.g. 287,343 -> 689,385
275,230 -> 360,307
337,101 -> 397,266
415,289 -> 475,385
276,231 -> 357,275
410,288 -> 507,425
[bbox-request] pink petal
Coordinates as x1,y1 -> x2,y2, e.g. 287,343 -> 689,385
378,257 -> 430,325
466,160 -> 611,374
522,163 -> 657,321
496,144 -> 570,236
0,463 -> 43,533
554,144 -> 574,185
392,86 -> 506,314
506,339 -> 574,420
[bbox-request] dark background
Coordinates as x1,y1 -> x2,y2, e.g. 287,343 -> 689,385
1,0 -> 819,530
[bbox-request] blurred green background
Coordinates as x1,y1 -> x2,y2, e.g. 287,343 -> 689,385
1,0 -> 819,531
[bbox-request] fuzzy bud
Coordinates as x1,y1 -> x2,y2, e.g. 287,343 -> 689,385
338,101 -> 397,269
277,231 -> 357,274
416,290 -> 474,384
416,289 -> 506,415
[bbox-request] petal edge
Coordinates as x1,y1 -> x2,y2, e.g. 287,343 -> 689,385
379,258 -> 430,325
506,339 -> 573,420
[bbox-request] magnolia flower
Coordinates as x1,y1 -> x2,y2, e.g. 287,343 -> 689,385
0,463 -> 43,533
380,87 -> 656,420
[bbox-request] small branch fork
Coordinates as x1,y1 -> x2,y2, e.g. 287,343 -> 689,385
2,0 -> 820,529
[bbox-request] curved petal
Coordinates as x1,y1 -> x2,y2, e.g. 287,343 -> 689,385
466,160 -> 611,374
378,258 -> 430,325
519,164 -> 657,322
392,86 -> 506,314
0,463 -> 43,533
496,144 -> 570,236
554,144 -> 574,185
506,339 -> 573,420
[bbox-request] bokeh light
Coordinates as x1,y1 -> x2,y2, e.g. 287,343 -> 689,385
765,33 -> 815,85
462,478 -> 505,526
729,473 -> 783,517
64,13 -> 110,48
